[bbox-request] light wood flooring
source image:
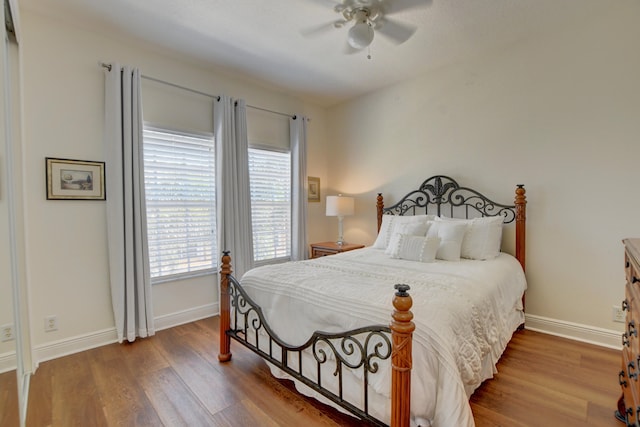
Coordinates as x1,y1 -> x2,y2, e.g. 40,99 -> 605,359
0,317 -> 624,426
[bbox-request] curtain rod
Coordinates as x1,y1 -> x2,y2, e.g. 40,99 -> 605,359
99,62 -> 301,120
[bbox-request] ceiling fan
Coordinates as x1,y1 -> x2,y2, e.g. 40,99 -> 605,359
304,0 -> 430,53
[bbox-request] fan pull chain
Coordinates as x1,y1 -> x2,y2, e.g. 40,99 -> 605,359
367,45 -> 372,60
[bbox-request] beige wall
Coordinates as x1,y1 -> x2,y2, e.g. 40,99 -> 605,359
19,10 -> 330,353
326,1 -> 640,334
17,0 -> 640,359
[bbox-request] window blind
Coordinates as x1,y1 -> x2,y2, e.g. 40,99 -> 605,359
248,148 -> 291,262
143,128 -> 217,280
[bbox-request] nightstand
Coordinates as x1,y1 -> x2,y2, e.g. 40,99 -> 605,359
310,241 -> 365,259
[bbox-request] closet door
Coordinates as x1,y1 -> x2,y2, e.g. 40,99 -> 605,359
0,37 -> 18,423
1,1 -> 33,426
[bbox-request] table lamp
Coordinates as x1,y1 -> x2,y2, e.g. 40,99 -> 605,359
326,194 -> 355,246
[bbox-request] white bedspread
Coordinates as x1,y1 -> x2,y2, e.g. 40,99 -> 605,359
238,247 -> 527,427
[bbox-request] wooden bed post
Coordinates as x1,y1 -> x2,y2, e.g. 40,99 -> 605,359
390,284 -> 414,427
218,251 -> 232,362
514,185 -> 526,273
377,193 -> 384,233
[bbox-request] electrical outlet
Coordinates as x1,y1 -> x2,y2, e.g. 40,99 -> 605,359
613,305 -> 626,323
44,315 -> 58,332
1,324 -> 14,342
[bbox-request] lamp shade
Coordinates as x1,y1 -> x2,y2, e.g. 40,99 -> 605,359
326,195 -> 355,217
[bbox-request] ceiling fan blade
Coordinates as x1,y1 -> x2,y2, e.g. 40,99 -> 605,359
384,0 -> 432,15
300,20 -> 342,38
376,16 -> 416,45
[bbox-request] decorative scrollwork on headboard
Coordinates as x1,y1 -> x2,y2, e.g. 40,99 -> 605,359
382,175 -> 517,223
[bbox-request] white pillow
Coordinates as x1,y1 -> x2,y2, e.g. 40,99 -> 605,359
437,216 -> 503,260
388,235 -> 440,263
373,214 -> 435,249
426,221 -> 468,261
384,221 -> 431,255
373,215 -> 394,249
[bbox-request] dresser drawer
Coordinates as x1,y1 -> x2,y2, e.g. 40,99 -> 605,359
627,251 -> 640,289
309,242 -> 365,259
312,248 -> 337,258
620,351 -> 639,425
625,283 -> 640,356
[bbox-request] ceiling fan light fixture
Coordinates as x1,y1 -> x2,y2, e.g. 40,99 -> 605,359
347,21 -> 374,49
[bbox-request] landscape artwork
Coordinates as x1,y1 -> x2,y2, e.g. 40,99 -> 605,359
46,157 -> 105,200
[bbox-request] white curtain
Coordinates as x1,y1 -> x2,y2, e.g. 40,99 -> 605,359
214,95 -> 254,278
290,115 -> 308,261
104,63 -> 154,343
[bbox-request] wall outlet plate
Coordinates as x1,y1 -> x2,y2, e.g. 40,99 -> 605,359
613,305 -> 626,323
44,315 -> 58,332
1,324 -> 15,342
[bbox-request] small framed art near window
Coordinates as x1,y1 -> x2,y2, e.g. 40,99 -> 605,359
45,157 -> 106,200
308,176 -> 320,203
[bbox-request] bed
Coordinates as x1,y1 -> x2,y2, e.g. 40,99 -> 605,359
218,175 -> 527,427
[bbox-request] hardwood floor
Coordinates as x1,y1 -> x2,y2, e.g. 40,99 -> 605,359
0,317 -> 624,426
0,366 -> 18,427
470,330 -> 621,427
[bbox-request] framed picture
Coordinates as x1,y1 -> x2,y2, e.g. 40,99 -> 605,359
46,157 -> 106,200
308,176 -> 320,203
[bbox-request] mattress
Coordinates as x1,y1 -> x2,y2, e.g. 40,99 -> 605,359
237,247 -> 527,426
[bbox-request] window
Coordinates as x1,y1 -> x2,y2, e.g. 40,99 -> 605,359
248,147 -> 291,264
143,128 -> 217,282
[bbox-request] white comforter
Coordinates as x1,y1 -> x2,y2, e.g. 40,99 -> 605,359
238,247 -> 527,427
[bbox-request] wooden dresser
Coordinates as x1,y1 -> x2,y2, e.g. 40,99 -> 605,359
618,238 -> 640,425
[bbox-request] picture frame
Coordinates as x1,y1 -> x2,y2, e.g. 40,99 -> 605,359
308,176 -> 320,203
46,157 -> 106,200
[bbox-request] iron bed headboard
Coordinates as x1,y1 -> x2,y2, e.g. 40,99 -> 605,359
376,175 -> 527,272
378,175 -> 521,224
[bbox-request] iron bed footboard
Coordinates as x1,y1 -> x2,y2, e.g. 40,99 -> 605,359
226,270 -> 402,426
218,250 -> 415,427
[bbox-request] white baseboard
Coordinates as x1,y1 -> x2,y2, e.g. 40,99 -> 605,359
524,313 -> 622,350
1,308 -> 617,374
34,327 -> 118,365
0,303 -> 219,373
0,350 -> 17,374
154,303 -> 218,331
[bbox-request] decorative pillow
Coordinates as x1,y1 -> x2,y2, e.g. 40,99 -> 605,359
426,221 -> 468,261
437,216 -> 503,260
384,221 -> 431,255
372,214 -> 435,249
388,235 -> 440,263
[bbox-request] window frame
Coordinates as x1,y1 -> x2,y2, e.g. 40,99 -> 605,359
142,124 -> 218,284
248,143 -> 292,267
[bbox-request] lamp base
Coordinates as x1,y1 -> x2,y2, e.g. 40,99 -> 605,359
336,217 -> 345,247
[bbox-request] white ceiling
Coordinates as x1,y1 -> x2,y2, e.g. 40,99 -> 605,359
21,0 -> 607,106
